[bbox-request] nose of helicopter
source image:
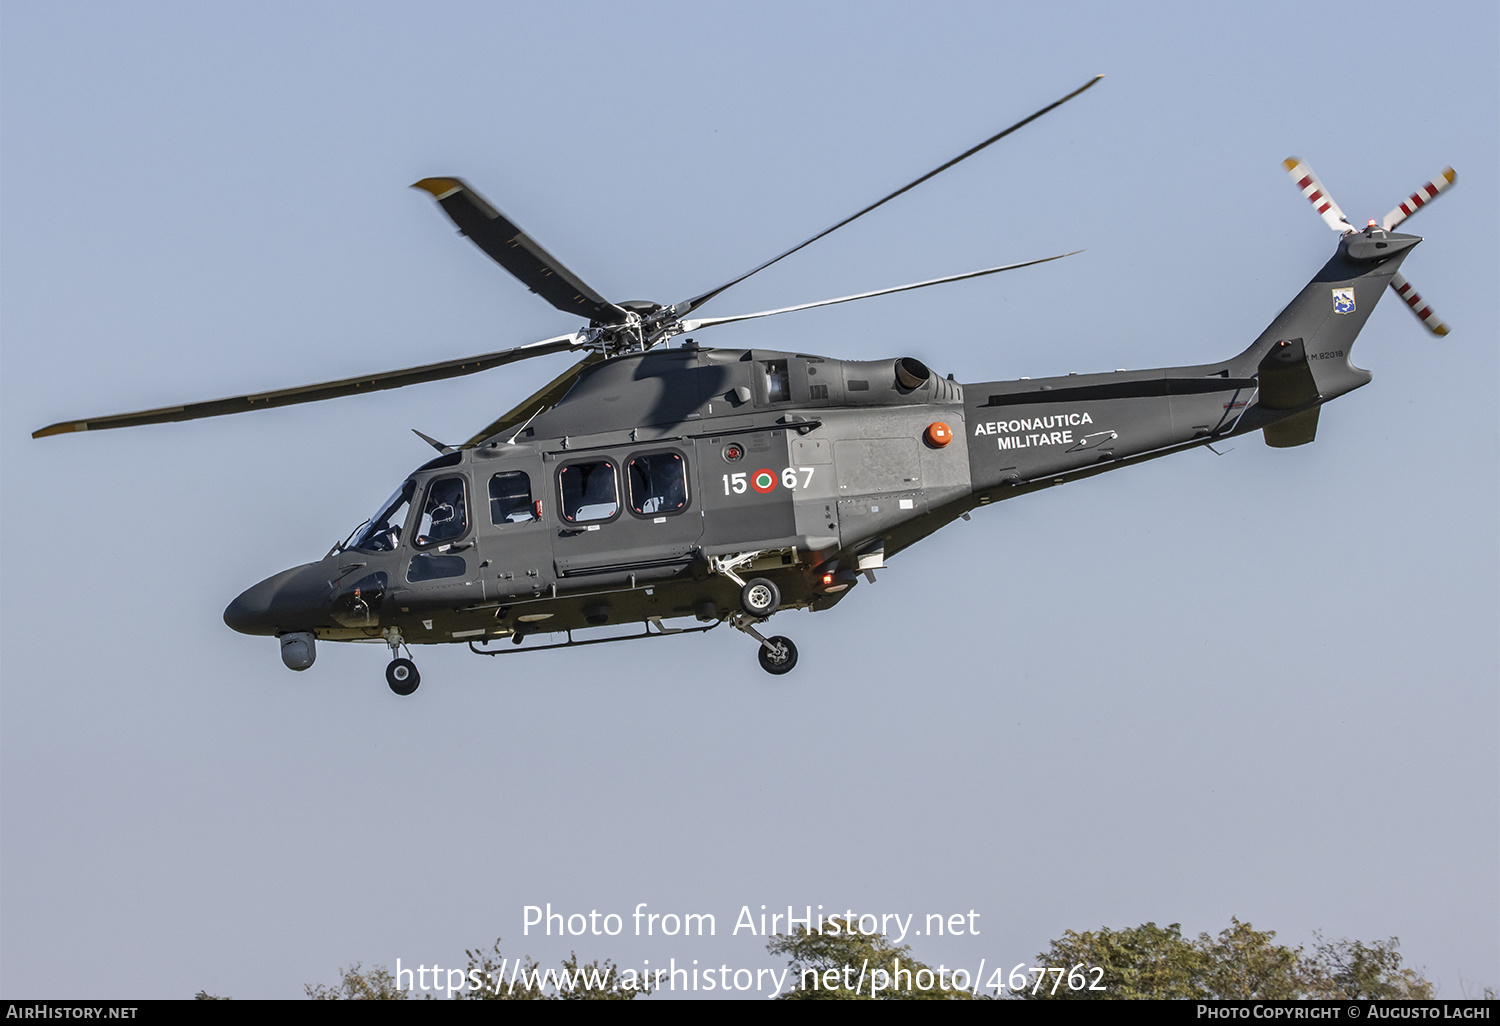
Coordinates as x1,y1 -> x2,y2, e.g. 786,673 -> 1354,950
224,564 -> 327,636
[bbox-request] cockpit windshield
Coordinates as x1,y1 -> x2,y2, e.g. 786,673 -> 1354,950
351,480 -> 415,552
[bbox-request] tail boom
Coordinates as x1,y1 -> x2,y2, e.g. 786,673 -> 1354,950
962,226 -> 1423,490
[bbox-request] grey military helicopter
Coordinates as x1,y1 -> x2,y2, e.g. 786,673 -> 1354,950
33,76 -> 1456,695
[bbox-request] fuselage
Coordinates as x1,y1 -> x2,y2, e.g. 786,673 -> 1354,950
221,343 -> 1257,647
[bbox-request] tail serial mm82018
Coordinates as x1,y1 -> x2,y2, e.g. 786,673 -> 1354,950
31,76 -> 1456,693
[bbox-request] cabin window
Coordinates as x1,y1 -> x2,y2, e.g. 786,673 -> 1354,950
489,471 -> 536,525
414,475 -> 468,548
352,480 -> 414,552
763,360 -> 790,402
628,451 -> 688,515
559,460 -> 618,523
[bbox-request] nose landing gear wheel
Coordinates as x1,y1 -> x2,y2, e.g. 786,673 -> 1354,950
386,657 -> 420,696
740,578 -> 780,618
757,636 -> 798,675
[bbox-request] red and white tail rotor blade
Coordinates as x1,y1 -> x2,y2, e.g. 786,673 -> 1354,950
1389,272 -> 1450,336
1381,168 -> 1457,231
1282,157 -> 1357,234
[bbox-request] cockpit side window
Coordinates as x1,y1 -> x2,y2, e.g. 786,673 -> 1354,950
352,480 -> 415,552
414,475 -> 469,548
558,460 -> 618,523
489,472 -> 536,525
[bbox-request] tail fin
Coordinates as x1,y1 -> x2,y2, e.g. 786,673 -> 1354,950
1271,157 -> 1457,344
1226,154 -> 1462,447
1223,229 -> 1420,448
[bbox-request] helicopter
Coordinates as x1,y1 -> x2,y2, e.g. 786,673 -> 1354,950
32,75 -> 1457,695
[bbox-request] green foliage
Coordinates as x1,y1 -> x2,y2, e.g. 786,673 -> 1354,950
455,938 -> 653,1000
453,940 -> 542,1001
304,962 -> 410,1000
1024,918 -> 1433,1000
1024,921 -> 1210,1000
767,916 -> 979,1000
1303,934 -> 1434,1000
1205,919 -> 1306,999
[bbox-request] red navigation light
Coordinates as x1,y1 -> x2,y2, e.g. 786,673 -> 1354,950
924,422 -> 953,448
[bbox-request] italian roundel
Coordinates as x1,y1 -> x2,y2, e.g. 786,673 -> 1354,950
751,469 -> 777,493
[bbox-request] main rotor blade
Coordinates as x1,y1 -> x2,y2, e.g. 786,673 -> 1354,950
671,74 -> 1104,319
678,252 -> 1080,333
1381,167 -> 1456,231
32,333 -> 585,438
463,350 -> 607,447
412,178 -> 628,325
1389,273 -> 1450,336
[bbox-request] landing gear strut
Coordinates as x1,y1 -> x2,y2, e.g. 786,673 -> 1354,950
383,628 -> 420,696
708,553 -> 784,619
728,613 -> 799,675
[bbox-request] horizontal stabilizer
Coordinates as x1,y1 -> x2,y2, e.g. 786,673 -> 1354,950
1258,338 -> 1321,448
1257,338 -> 1319,410
1263,407 -> 1320,448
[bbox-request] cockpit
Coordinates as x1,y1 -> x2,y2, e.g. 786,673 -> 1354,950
349,470 -> 476,554
351,480 -> 415,553
345,449 -> 480,556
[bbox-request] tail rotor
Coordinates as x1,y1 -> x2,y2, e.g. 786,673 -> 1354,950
1281,157 -> 1457,336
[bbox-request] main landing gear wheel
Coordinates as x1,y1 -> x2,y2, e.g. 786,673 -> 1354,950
386,657 -> 420,696
740,578 -> 780,618
757,636 -> 798,675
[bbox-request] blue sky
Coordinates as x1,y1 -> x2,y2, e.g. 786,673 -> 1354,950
3,0 -> 1496,999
